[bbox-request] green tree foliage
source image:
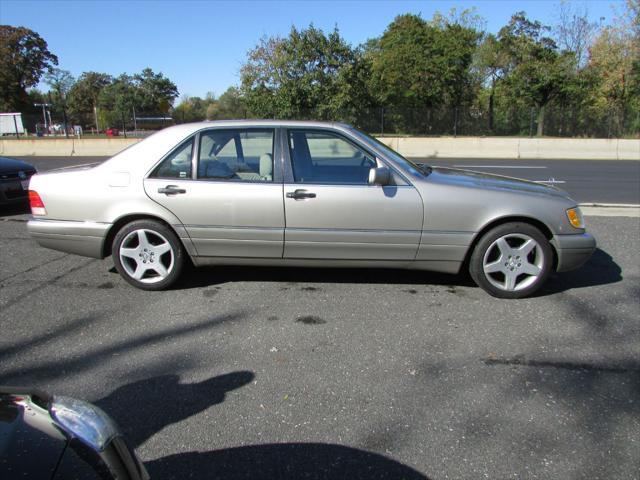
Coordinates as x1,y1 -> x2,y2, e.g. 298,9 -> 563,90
172,88 -> 248,123
240,25 -> 370,122
497,12 -> 575,135
67,72 -> 113,126
206,87 -> 247,119
98,74 -> 137,134
584,0 -> 640,135
0,25 -> 58,111
173,93 -> 215,123
3,5 -> 639,138
473,34 -> 510,132
133,68 -> 179,113
44,68 -> 75,134
369,13 -> 481,133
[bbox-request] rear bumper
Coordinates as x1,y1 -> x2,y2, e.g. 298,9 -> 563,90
0,179 -> 28,205
551,232 -> 596,272
27,218 -> 111,259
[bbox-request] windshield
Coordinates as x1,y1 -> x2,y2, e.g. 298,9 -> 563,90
348,128 -> 431,177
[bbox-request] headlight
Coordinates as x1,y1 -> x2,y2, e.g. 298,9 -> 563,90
50,395 -> 119,451
566,207 -> 585,229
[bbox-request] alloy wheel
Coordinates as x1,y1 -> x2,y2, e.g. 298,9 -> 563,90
482,233 -> 544,292
118,229 -> 174,284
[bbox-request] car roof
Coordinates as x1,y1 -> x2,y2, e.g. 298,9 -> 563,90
163,119 -> 353,136
101,120 -> 354,176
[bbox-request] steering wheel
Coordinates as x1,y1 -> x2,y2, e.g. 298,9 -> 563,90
360,156 -> 374,167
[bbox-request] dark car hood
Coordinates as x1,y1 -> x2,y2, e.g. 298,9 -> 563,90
430,167 -> 569,199
0,393 -> 67,480
0,156 -> 36,175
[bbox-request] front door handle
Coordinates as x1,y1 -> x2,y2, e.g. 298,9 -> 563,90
286,189 -> 316,200
158,185 -> 186,195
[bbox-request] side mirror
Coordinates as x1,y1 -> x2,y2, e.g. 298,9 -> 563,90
368,166 -> 391,186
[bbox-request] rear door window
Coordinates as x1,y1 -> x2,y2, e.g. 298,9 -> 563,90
198,129 -> 274,182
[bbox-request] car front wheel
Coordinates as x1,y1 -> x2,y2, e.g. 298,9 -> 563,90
112,220 -> 185,290
469,222 -> 553,299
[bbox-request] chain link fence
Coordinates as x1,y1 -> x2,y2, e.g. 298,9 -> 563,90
7,104 -> 639,139
352,104 -> 639,138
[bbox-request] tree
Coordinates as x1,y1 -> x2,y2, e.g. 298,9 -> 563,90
98,74 -> 137,136
44,68 -> 75,136
0,25 -> 58,112
431,17 -> 483,134
240,25 -> 368,122
371,14 -> 443,130
173,93 -> 214,123
67,72 -> 113,130
369,13 -> 481,133
133,68 -> 179,114
553,0 -> 601,69
585,0 -> 640,135
498,12 -> 574,136
473,34 -> 510,132
206,87 -> 247,119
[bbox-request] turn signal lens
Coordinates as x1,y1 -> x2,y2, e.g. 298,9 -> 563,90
566,207 -> 584,229
28,190 -> 47,216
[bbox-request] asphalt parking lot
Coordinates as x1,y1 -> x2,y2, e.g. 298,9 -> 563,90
0,206 -> 638,479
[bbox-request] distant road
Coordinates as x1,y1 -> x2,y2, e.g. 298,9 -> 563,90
420,158 -> 639,205
15,155 -> 640,205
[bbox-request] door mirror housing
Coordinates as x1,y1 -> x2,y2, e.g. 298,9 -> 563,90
368,166 -> 391,186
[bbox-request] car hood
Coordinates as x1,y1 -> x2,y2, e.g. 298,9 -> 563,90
0,393 -> 67,479
429,167 -> 570,199
0,157 -> 35,175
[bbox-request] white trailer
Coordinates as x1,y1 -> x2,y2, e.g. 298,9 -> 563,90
0,113 -> 25,135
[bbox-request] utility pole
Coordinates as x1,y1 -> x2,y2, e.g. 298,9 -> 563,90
34,103 -> 51,131
94,105 -> 100,134
12,114 -> 20,139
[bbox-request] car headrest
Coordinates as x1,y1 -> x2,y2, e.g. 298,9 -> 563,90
260,153 -> 273,180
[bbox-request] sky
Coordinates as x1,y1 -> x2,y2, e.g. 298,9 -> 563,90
0,0 -> 625,101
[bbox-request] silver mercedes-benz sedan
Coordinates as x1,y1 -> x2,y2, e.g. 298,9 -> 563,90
27,120 -> 595,298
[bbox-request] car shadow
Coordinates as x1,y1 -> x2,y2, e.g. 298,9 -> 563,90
178,265 -> 475,290
540,248 -> 622,295
146,443 -> 429,480
96,372 -> 429,478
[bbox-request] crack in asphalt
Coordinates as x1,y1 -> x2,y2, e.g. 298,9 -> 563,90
0,258 -> 96,310
0,253 -> 70,284
483,355 -> 640,373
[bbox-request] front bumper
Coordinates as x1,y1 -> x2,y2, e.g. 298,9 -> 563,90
27,218 -> 111,259
551,232 -> 597,272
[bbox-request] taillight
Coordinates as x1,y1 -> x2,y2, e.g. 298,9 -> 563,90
28,190 -> 47,216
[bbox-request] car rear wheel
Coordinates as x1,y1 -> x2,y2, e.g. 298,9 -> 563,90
112,220 -> 185,290
469,222 -> 553,299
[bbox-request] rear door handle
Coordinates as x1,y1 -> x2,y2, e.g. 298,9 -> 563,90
286,189 -> 316,200
158,185 -> 186,195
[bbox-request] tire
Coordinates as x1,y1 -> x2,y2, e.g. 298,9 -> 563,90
112,219 -> 186,291
469,222 -> 553,299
